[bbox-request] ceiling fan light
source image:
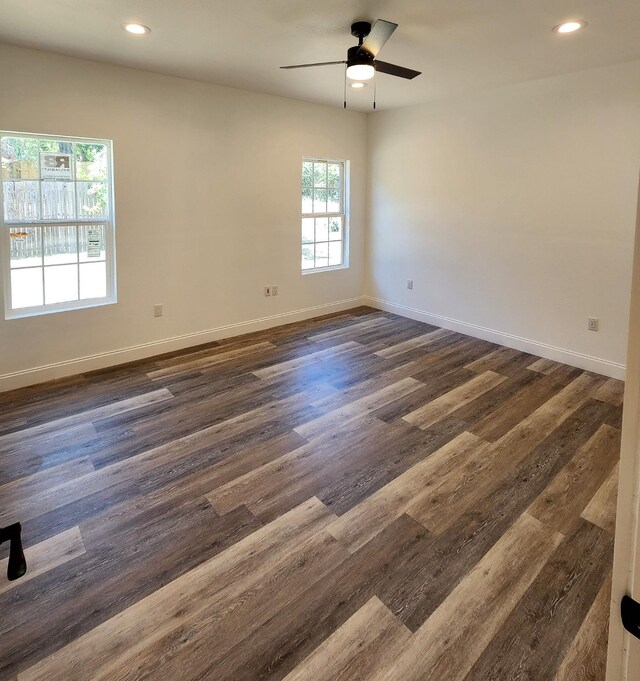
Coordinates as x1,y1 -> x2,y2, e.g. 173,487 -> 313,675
346,63 -> 375,81
350,82 -> 367,89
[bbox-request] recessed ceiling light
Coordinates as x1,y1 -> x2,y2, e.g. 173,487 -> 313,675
553,21 -> 587,34
350,82 -> 367,89
123,23 -> 151,35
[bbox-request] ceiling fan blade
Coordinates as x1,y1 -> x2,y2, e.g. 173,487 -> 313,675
358,20 -> 398,58
280,61 -> 346,69
375,60 -> 421,79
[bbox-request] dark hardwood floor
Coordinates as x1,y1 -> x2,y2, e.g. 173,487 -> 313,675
0,307 -> 622,680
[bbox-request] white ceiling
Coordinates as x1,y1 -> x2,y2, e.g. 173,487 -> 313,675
1,0 -> 640,112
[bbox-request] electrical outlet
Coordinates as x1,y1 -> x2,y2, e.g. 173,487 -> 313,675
264,286 -> 272,297
407,280 -> 414,290
588,317 -> 599,332
153,304 -> 163,317
272,285 -> 279,296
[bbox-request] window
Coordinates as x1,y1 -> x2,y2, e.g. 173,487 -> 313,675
1,132 -> 115,318
301,158 -> 348,272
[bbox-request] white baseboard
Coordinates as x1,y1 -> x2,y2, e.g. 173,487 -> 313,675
366,296 -> 626,380
0,296 -> 367,393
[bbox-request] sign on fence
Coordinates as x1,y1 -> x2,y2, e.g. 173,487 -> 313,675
39,152 -> 73,181
87,226 -> 102,258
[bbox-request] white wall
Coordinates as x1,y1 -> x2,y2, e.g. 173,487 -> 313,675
367,60 -> 640,378
0,44 -> 368,389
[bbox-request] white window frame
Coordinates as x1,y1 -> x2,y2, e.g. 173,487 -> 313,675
301,156 -> 350,274
1,131 -> 116,319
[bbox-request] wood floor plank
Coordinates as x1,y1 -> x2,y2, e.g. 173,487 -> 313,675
402,370 -> 507,430
406,378 -> 605,538
0,457 -> 95,504
86,376 -> 335,470
375,328 -> 453,358
283,596 -> 412,681
147,341 -> 276,379
464,345 -> 522,374
0,388 -> 173,453
582,462 -> 619,533
528,357 -> 562,374
406,436 -> 495,533
90,528 -> 348,681
463,520 -> 613,681
0,527 -> 85,597
0,425 -> 102,487
294,377 -> 424,441
372,512 -> 563,681
326,431 -> 487,553
527,423 -> 620,534
306,348 -> 469,416
252,340 -> 364,379
492,372 -> 604,454
210,513 -> 431,681
308,315 -> 393,342
593,377 -> 625,406
207,416 -> 401,518
469,371 -> 565,442
554,572 -> 612,681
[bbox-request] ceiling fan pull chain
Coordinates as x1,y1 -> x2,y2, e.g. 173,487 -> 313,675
373,75 -> 377,110
343,65 -> 347,109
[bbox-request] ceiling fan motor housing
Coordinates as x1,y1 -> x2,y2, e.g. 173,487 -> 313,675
347,45 -> 374,68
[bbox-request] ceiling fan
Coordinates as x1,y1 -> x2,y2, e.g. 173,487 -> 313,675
281,19 -> 421,106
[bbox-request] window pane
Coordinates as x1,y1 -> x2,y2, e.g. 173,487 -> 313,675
329,217 -> 342,241
77,181 -> 108,218
2,137 -> 39,180
41,181 -> 75,220
327,163 -> 341,188
315,217 -> 329,242
79,224 -> 106,261
313,188 -> 327,213
302,218 -> 314,244
11,267 -> 43,309
302,187 -> 313,213
315,242 -> 329,269
43,225 -> 78,265
10,227 -> 42,268
44,264 -> 78,304
313,162 -> 327,187
80,262 -> 107,299
302,161 -> 314,187
40,139 -> 73,155
302,245 -> 314,270
329,241 -> 342,266
3,181 -> 39,221
75,143 -> 107,181
327,188 -> 340,213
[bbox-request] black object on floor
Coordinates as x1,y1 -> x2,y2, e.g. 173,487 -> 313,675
0,523 -> 27,581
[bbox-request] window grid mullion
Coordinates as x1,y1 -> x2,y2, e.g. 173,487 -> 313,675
76,223 -> 81,299
40,224 -> 45,306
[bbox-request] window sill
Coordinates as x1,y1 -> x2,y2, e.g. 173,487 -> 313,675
301,264 -> 350,276
5,297 -> 117,320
